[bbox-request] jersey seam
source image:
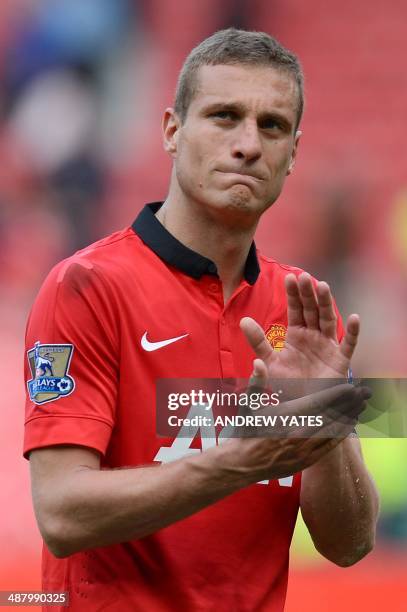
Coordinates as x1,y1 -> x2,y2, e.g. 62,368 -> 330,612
54,257 -> 120,358
75,228 -> 135,256
25,413 -> 113,427
258,254 -> 303,273
89,266 -> 121,355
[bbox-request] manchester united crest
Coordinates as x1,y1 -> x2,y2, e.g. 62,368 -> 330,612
265,324 -> 287,352
27,341 -> 75,405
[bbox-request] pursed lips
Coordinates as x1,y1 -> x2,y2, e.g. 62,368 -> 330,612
216,169 -> 266,182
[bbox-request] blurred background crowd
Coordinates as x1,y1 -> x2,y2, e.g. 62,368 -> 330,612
0,1 -> 406,610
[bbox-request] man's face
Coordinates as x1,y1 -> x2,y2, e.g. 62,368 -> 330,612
164,63 -> 301,224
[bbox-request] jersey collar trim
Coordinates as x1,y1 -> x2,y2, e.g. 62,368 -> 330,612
131,202 -> 260,285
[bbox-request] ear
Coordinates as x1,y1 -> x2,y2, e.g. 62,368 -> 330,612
163,108 -> 181,157
286,130 -> 302,175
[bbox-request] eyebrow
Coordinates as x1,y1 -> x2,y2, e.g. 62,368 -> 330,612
201,101 -> 294,132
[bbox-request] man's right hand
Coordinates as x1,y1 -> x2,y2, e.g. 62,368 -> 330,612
216,381 -> 371,484
29,379 -> 370,558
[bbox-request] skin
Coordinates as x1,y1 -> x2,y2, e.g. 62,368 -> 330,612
158,64 -> 301,301
241,274 -> 379,565
30,63 -> 379,565
167,65 -> 300,219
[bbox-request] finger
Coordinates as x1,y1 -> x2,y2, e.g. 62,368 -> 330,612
240,359 -> 269,433
316,281 -> 338,340
282,383 -> 363,419
340,314 -> 360,360
323,398 -> 366,435
249,358 -> 268,387
285,273 -> 305,327
233,359 -> 268,411
247,359 -> 269,400
322,383 -> 371,417
240,317 -> 273,362
286,390 -> 366,448
298,273 -> 320,329
307,386 -> 370,441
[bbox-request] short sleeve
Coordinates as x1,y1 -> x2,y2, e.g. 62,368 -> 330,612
24,258 -> 119,459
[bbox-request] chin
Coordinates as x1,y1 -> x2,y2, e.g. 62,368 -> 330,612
228,192 -> 255,211
195,186 -> 264,222
227,187 -> 268,215
209,195 -> 263,229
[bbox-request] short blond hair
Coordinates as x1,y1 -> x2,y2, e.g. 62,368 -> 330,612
174,28 -> 304,131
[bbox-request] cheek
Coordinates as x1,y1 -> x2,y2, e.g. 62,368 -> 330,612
263,150 -> 292,199
179,137 -> 217,185
177,134 -> 204,171
267,144 -> 292,176
175,139 -> 210,193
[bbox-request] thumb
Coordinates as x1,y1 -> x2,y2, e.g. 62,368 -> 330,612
238,358 -> 269,428
240,317 -> 273,361
248,358 -> 268,392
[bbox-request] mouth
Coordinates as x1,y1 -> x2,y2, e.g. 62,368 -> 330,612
216,170 -> 265,184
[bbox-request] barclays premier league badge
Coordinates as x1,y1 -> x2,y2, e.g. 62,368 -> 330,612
27,341 -> 75,405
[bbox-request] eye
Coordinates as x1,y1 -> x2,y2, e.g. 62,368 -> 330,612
260,118 -> 281,130
211,110 -> 237,121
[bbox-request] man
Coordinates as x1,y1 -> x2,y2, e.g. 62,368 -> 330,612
25,29 -> 379,611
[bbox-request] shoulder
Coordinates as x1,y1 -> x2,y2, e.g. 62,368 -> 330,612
26,230 -> 139,340
257,252 -> 345,334
55,227 -> 138,280
257,251 -> 341,302
29,228 -> 141,318
257,253 -> 310,281
41,227 -> 139,290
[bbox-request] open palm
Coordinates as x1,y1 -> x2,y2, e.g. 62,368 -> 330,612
241,273 -> 359,381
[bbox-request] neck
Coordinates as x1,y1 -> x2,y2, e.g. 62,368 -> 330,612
156,179 -> 259,301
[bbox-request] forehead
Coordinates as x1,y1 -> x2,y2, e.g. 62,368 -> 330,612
191,63 -> 299,119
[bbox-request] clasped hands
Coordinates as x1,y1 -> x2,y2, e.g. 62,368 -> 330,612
229,273 -> 371,473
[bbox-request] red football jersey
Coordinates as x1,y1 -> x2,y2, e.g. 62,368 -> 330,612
24,203 -> 344,611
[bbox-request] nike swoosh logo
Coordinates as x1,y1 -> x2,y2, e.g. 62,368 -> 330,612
141,331 -> 189,352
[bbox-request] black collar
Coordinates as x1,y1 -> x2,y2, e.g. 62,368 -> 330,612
131,202 -> 260,285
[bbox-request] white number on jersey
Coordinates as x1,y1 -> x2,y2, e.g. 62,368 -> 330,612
154,404 -> 293,488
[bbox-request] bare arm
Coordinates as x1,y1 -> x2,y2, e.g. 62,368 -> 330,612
240,272 -> 380,567
30,443 -> 247,558
300,436 -> 379,566
30,384 -> 366,558
30,273 -> 374,561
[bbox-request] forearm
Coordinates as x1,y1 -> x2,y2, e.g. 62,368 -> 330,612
300,437 -> 379,566
30,388 -> 371,558
32,443 -> 251,558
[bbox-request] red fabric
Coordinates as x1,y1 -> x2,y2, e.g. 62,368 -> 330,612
24,226 -> 343,611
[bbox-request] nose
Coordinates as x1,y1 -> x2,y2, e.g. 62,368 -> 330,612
231,120 -> 262,162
